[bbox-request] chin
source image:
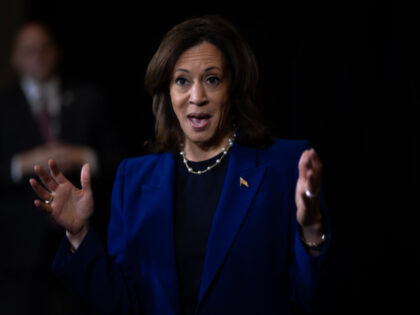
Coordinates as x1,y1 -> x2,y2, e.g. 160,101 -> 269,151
184,128 -> 215,145
188,133 -> 213,144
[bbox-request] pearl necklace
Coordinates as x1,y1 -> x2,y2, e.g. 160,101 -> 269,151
180,133 -> 236,175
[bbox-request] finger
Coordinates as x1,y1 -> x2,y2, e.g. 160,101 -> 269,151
304,169 -> 320,197
34,164 -> 58,192
300,149 -> 323,180
308,149 -> 323,187
29,178 -> 52,201
49,159 -> 68,185
298,150 -> 311,179
307,148 -> 323,173
34,199 -> 53,214
81,163 -> 92,192
298,148 -> 323,197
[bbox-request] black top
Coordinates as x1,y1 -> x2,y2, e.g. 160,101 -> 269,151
174,151 -> 230,315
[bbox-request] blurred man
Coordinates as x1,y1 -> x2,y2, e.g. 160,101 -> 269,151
0,22 -> 118,314
5,22 -> 101,181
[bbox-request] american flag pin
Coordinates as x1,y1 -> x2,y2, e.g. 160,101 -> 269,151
240,177 -> 249,188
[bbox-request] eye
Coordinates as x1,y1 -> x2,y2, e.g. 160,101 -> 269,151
175,77 -> 189,86
206,76 -> 221,86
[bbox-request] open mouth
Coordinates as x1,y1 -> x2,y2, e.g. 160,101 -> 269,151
187,113 -> 211,130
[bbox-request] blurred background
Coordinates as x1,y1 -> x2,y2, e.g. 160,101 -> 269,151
0,0 -> 418,314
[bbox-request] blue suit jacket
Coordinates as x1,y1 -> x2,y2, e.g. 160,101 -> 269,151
53,139 -> 329,314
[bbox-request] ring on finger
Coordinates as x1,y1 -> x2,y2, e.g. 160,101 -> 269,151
44,194 -> 54,205
305,189 -> 317,198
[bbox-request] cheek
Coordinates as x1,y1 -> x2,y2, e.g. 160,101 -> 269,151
170,89 -> 187,121
45,52 -> 57,66
213,90 -> 231,127
214,90 -> 230,114
170,87 -> 186,109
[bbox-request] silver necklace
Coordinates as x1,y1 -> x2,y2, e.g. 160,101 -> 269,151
180,133 -> 236,175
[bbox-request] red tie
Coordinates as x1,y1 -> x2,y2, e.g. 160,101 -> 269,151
37,92 -> 54,143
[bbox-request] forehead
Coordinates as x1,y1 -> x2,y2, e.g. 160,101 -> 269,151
174,42 -> 225,70
16,25 -> 52,47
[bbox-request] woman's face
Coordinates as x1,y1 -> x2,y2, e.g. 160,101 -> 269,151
170,41 -> 230,149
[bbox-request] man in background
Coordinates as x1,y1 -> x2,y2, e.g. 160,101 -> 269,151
0,22 -> 119,314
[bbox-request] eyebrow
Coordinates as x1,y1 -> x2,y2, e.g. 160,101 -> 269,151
174,66 -> 223,73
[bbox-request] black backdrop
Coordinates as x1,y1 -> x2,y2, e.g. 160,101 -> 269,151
12,0 -> 420,314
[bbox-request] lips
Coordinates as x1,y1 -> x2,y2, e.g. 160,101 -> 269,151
187,113 -> 211,130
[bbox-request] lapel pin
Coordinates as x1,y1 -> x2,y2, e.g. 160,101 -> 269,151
240,177 -> 249,188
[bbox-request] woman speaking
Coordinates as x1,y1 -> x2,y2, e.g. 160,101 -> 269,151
30,15 -> 329,315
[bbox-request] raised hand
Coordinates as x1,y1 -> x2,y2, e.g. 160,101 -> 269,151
30,159 -> 94,244
295,149 -> 324,246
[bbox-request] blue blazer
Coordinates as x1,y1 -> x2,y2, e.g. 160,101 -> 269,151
53,139 -> 329,315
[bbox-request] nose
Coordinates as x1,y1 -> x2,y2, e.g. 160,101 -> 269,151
189,82 -> 208,106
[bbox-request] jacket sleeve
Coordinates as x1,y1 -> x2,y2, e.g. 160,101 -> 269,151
52,159 -> 143,314
288,216 -> 330,313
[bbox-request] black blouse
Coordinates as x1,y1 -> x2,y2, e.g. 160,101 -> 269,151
174,151 -> 230,315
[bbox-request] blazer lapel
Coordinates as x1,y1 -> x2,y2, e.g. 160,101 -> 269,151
138,154 -> 180,314
197,143 -> 267,307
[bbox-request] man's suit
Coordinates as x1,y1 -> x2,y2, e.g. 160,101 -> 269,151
53,139 -> 330,315
0,82 -> 118,314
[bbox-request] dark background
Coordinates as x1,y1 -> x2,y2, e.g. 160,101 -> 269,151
1,0 -> 418,314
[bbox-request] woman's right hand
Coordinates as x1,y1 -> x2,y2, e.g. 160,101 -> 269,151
30,159 -> 94,249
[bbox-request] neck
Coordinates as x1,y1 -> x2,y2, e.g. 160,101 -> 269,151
183,133 -> 232,162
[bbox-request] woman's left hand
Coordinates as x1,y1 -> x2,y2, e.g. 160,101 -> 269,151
295,148 -> 323,233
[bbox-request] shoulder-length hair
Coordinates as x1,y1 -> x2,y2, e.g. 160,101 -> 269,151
144,15 -> 271,153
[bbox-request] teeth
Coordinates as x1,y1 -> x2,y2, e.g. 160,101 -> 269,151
192,118 -> 205,123
189,117 -> 209,128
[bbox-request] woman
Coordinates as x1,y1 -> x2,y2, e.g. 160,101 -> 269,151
30,15 -> 329,315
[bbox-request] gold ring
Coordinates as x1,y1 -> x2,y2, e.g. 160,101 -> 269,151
305,189 -> 317,198
44,194 -> 54,205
